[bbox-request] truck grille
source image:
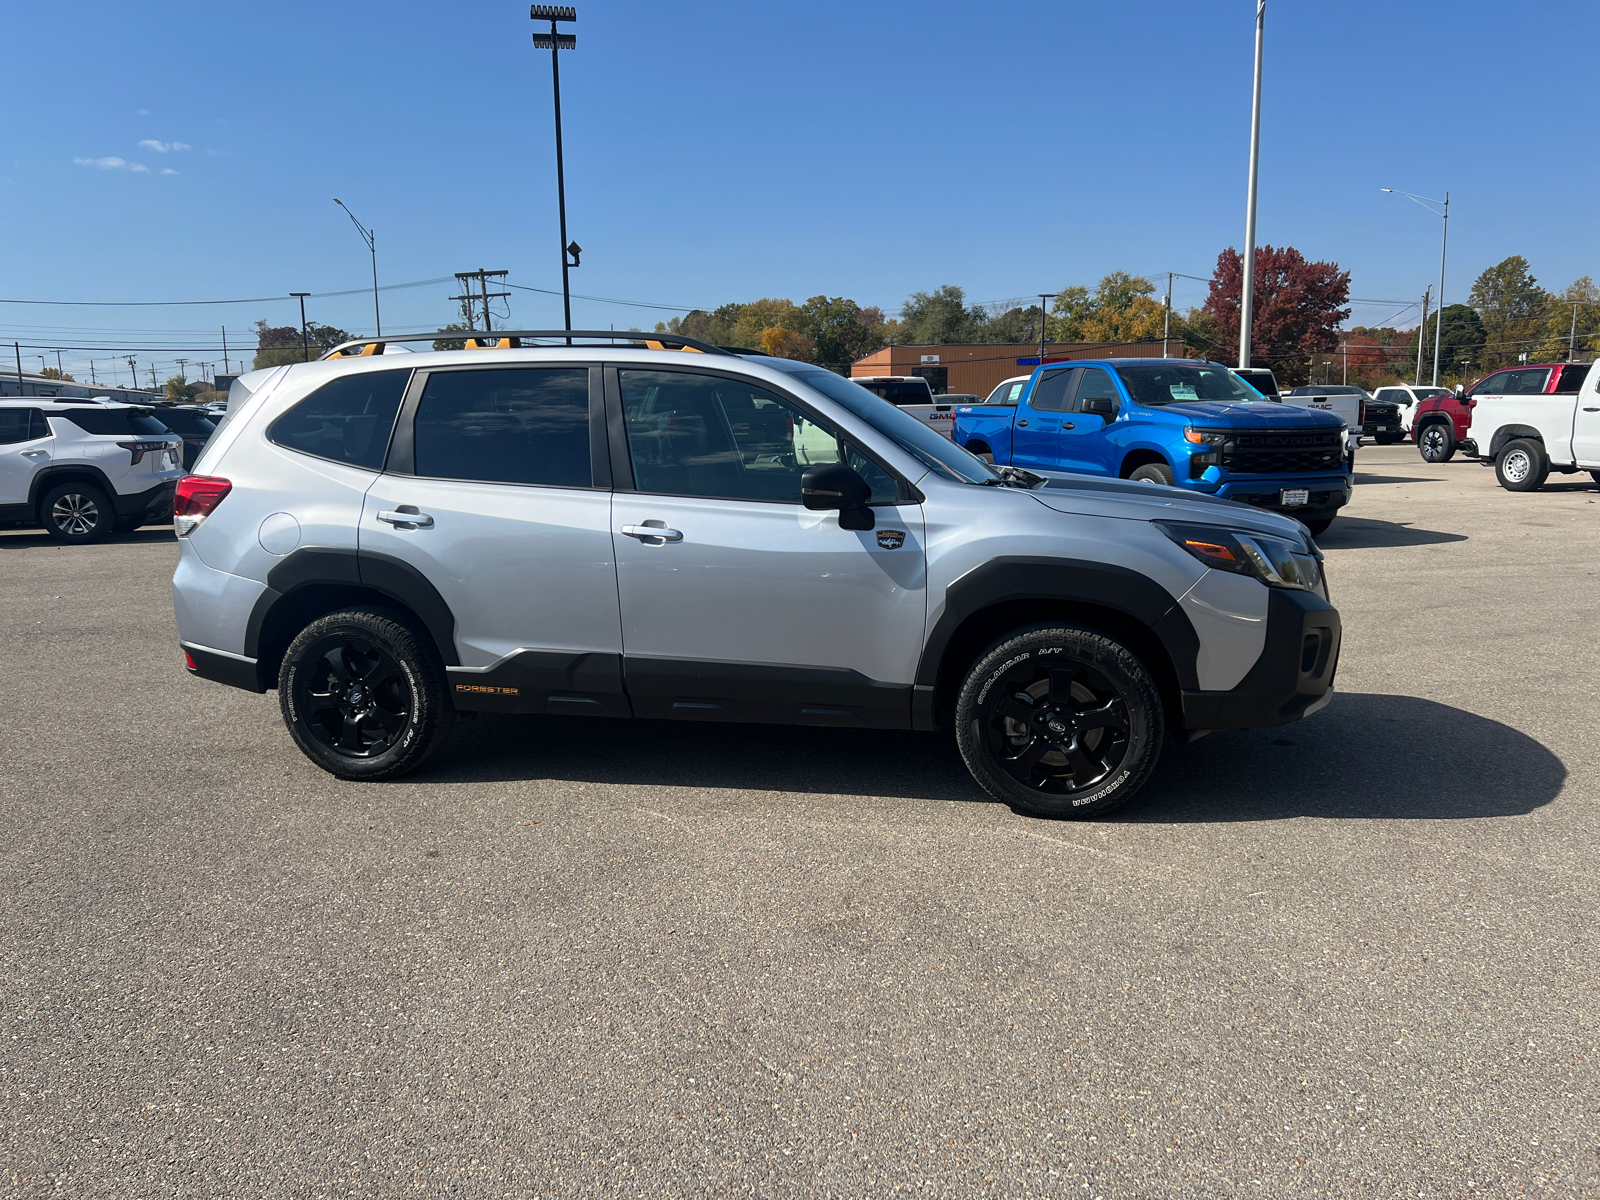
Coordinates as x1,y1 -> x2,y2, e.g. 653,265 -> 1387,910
1221,430 -> 1344,474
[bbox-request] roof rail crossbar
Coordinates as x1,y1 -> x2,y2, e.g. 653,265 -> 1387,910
321,330 -> 735,360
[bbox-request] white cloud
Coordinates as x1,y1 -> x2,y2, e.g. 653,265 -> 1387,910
138,139 -> 191,153
136,108 -> 149,116
160,168 -> 179,176
74,156 -> 150,173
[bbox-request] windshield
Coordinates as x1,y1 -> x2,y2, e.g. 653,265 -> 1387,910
1114,363 -> 1264,406
763,361 -> 1001,485
853,379 -> 934,406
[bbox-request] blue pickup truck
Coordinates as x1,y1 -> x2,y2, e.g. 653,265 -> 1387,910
951,358 -> 1353,534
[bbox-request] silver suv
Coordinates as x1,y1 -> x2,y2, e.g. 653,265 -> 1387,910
0,400 -> 183,542
172,333 -> 1341,818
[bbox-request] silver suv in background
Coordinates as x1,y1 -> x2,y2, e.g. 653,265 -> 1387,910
172,332 -> 1340,820
0,401 -> 183,542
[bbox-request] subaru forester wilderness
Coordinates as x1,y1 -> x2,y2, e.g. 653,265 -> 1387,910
172,333 -> 1340,819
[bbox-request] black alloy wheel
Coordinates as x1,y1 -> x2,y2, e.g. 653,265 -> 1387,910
40,482 -> 114,544
279,608 -> 455,780
956,625 -> 1163,819
1417,422 -> 1455,463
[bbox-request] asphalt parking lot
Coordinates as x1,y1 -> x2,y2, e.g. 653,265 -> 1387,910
2,444 -> 1597,1199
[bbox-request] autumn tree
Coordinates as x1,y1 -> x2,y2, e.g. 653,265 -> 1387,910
39,367 -> 75,382
1468,255 -> 1547,367
1200,246 -> 1350,384
1530,276 -> 1600,361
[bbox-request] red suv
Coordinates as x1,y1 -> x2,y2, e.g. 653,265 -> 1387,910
1412,363 -> 1593,462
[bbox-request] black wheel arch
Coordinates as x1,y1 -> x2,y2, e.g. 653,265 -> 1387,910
1119,449 -> 1170,478
245,548 -> 459,690
917,558 -> 1198,733
1488,425 -> 1545,459
30,465 -> 116,516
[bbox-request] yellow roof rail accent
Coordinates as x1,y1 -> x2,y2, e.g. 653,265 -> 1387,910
322,342 -> 385,359
464,336 -> 522,350
644,340 -> 703,353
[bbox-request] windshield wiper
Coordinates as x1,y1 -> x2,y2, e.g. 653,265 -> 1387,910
983,464 -> 1045,488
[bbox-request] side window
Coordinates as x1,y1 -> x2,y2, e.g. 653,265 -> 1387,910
1556,364 -> 1592,393
413,368 -> 591,488
0,409 -> 42,444
268,369 -> 410,470
1028,369 -> 1077,412
619,369 -> 898,504
1073,368 -> 1121,414
1467,371 -> 1512,398
1503,368 -> 1551,394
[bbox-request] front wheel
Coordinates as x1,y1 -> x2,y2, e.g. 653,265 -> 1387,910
1495,439 -> 1549,492
278,608 -> 456,781
1128,462 -> 1176,487
1417,422 -> 1455,463
955,625 -> 1164,819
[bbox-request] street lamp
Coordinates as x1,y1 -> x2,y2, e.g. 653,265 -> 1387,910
290,293 -> 312,362
531,5 -> 579,339
334,199 -> 381,337
1381,188 -> 1450,387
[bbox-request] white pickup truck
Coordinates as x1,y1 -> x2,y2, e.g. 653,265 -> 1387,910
1467,362 -> 1600,490
1281,384 -> 1365,462
849,375 -> 960,439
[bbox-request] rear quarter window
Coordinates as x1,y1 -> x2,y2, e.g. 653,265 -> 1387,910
52,409 -> 172,436
268,369 -> 411,470
1555,364 -> 1592,393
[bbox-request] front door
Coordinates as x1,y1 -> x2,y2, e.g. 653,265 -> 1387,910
609,366 -> 926,728
0,408 -> 50,508
360,364 -> 626,714
1052,366 -> 1121,475
1572,371 -> 1600,466
1011,367 -> 1076,472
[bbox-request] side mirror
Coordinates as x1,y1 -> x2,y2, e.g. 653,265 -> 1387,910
1454,384 -> 1465,396
801,463 -> 875,531
1081,396 -> 1117,417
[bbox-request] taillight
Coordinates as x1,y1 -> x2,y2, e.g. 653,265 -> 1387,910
1357,399 -> 1367,426
183,649 -> 197,670
173,475 -> 231,537
117,439 -> 171,465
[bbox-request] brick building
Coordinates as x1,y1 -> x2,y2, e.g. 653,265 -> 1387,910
850,341 -> 1190,398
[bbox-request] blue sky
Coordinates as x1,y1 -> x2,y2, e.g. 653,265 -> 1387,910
2,0 -> 1596,382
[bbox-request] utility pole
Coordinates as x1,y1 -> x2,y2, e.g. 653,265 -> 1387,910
451,270 -> 511,333
1037,293 -> 1054,362
176,358 -> 188,387
1416,287 -> 1430,385
13,344 -> 22,395
221,326 -> 229,374
1163,273 -> 1173,358
532,5 -> 580,340
127,356 -> 137,389
1238,0 -> 1266,370
89,361 -> 97,385
1569,304 -> 1579,363
54,350 -> 64,375
149,365 -> 158,390
290,293 -> 311,362
1433,193 -> 1449,386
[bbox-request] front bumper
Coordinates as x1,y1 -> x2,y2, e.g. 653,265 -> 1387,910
113,479 -> 177,522
1213,476 -> 1352,518
1179,587 -> 1340,733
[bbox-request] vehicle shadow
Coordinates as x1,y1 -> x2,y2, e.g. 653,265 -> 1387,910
423,692 -> 1562,822
1313,517 -> 1466,549
1118,692 -> 1563,822
1352,473 -> 1438,485
0,527 -> 175,550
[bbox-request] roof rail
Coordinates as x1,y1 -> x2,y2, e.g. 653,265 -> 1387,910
320,330 -> 735,360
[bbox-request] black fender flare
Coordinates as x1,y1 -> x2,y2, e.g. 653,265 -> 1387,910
917,556 -> 1201,692
243,547 -> 459,666
1487,424 -> 1545,459
28,464 -> 117,512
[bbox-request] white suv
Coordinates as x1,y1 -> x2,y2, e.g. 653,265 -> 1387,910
171,333 -> 1341,819
0,401 -> 183,542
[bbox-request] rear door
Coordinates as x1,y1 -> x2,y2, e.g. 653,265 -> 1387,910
360,363 -> 626,712
1011,368 -> 1076,471
608,365 -> 926,728
0,409 -> 51,508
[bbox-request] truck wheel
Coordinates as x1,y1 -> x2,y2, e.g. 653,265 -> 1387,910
966,442 -> 994,463
278,608 -> 456,781
1495,439 -> 1549,492
955,624 -> 1163,820
1589,470 -> 1600,487
40,482 -> 115,544
1417,422 -> 1455,463
1302,517 -> 1334,536
1128,462 -> 1175,487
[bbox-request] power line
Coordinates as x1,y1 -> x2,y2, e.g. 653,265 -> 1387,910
0,276 -> 457,308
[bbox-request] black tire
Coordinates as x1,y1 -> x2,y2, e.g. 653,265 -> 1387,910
1495,439 -> 1548,492
955,624 -> 1163,819
966,443 -> 994,463
1302,516 -> 1334,536
278,608 -> 455,781
1128,461 -> 1176,487
1376,434 -> 1405,445
1589,470 -> 1600,487
1417,421 -> 1455,463
39,482 -> 115,544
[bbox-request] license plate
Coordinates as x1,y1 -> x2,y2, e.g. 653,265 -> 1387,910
1280,488 -> 1309,507
1376,425 -> 1388,431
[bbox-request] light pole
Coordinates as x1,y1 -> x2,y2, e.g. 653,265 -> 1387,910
1382,188 -> 1450,386
1238,0 -> 1265,370
334,199 -> 381,336
532,5 -> 579,339
1038,293 -> 1054,361
1162,273 -> 1173,358
290,293 -> 311,362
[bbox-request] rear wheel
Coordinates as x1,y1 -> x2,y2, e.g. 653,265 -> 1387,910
1589,470 -> 1600,487
40,482 -> 114,544
1495,439 -> 1549,492
1417,421 -> 1455,463
1128,461 -> 1176,487
966,443 -> 994,463
955,625 -> 1163,820
278,608 -> 455,781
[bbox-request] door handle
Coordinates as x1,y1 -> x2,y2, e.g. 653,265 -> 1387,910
377,508 -> 434,527
621,524 -> 683,543
1584,406 -> 1600,412
21,449 -> 48,457
1016,419 -> 1029,427
1063,422 -> 1075,430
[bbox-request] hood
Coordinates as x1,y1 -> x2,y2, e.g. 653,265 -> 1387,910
1028,472 -> 1311,540
1159,401 -> 1345,428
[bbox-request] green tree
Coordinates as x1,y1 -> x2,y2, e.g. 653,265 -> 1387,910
164,374 -> 197,402
796,295 -> 886,367
1421,304 -> 1486,376
1468,255 -> 1547,367
39,366 -> 75,382
973,304 -> 1043,346
899,285 -> 979,344
1528,276 -> 1600,362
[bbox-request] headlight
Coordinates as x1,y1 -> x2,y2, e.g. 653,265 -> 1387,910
1183,427 -> 1227,445
1156,521 -> 1324,594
